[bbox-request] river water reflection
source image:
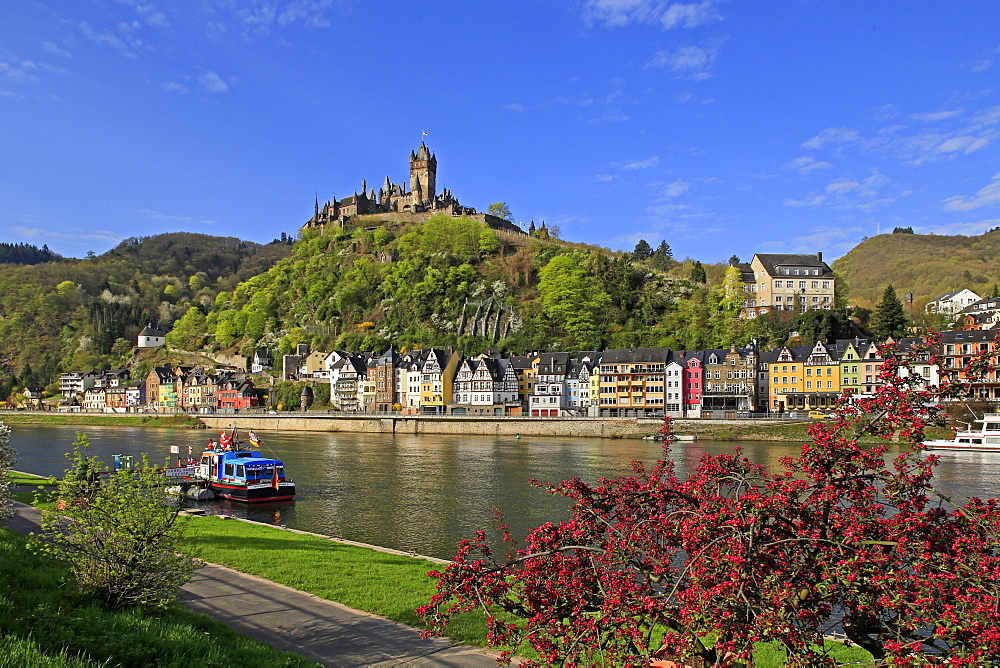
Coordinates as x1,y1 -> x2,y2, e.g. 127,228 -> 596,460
10,424 -> 1000,560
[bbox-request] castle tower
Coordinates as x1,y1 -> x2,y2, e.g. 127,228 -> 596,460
409,141 -> 437,207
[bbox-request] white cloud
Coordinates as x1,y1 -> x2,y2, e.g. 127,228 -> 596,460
911,109 -> 964,122
917,219 -> 1000,236
231,0 -> 337,36
800,127 -> 861,150
137,209 -> 216,225
593,174 -> 618,182
0,57 -> 40,86
198,71 -> 229,93
661,180 -> 689,197
7,225 -> 123,246
969,59 -> 993,73
825,179 -> 859,195
617,156 -> 659,170
783,195 -> 826,207
784,156 -> 832,174
646,40 -> 724,79
874,104 -> 897,121
942,173 -> 1000,212
79,20 -> 142,59
806,103 -> 1000,165
277,0 -> 336,28
161,81 -> 188,94
0,51 -> 67,88
582,0 -> 721,29
502,102 -> 524,112
116,0 -> 170,28
41,41 -> 72,58
936,135 -> 987,153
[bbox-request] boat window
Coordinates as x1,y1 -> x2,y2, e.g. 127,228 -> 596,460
224,463 -> 235,477
201,457 -> 210,465
236,452 -> 254,458
986,423 -> 1000,431
236,465 -> 245,477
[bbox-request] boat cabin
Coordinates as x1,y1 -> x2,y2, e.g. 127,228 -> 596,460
198,450 -> 286,485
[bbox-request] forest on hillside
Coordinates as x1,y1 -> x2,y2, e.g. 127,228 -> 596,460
3,218 -> 930,398
833,228 -> 1000,309
179,216 -> 863,362
0,233 -> 292,397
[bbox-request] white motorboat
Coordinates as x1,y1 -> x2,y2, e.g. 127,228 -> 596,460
923,414 -> 1000,452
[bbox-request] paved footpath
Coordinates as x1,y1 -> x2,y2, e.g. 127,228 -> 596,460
5,502 -> 508,667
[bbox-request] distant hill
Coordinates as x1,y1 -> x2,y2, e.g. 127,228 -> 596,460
832,229 -> 1000,308
0,232 -> 292,396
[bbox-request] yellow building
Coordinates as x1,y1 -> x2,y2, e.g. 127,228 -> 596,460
740,253 -> 836,319
768,346 -> 807,412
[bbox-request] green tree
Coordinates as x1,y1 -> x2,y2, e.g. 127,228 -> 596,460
632,239 -> 652,260
537,254 -> 611,347
109,337 -> 134,365
488,202 -> 514,222
39,433 -> 200,610
690,261 -> 707,283
651,241 -> 673,271
166,306 -> 207,351
870,284 -> 909,341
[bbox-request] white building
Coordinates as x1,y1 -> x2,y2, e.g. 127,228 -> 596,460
137,323 -> 166,348
926,289 -> 981,315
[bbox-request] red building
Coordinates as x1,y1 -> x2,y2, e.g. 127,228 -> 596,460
218,378 -> 260,410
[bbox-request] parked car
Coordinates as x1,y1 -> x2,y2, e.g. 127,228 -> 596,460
808,410 -> 833,420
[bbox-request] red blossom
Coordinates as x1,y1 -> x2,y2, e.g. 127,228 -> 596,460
418,336 -> 1000,666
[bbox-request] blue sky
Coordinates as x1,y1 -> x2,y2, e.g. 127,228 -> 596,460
2,1 -> 999,262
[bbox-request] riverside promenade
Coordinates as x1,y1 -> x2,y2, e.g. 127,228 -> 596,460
4,502 -> 507,667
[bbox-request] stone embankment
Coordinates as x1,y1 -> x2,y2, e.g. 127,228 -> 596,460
199,414 -> 807,440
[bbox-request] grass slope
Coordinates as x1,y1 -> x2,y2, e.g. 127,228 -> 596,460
833,229 -> 1000,307
0,527 -> 313,667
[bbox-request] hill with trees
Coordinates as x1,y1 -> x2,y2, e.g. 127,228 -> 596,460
0,219 -> 885,398
832,228 -> 1000,310
193,217 -> 862,361
0,232 -> 292,397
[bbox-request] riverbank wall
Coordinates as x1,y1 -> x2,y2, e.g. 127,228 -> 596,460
198,414 -> 809,440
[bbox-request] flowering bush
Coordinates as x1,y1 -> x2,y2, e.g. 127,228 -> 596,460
418,338 -> 1000,666
0,420 -> 13,521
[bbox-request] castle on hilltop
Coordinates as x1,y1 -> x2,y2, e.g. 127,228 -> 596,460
303,142 -> 525,236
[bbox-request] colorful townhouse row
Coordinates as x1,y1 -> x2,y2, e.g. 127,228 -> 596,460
58,366 -> 260,413
277,329 -> 988,418
51,331 -> 994,417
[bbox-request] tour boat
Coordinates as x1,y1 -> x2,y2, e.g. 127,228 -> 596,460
923,414 -> 1000,452
165,429 -> 295,503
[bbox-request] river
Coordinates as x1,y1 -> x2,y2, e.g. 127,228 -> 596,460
9,424 -> 1000,561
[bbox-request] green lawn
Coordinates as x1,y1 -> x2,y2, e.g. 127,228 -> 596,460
183,516 -> 488,646
0,527 -> 315,667
0,413 -> 202,428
